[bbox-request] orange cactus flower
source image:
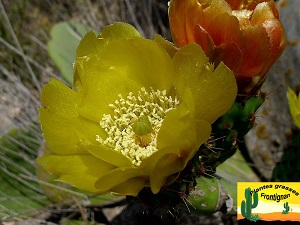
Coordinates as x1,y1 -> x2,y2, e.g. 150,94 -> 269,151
169,0 -> 286,94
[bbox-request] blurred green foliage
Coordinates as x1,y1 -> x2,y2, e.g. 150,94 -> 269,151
48,22 -> 90,84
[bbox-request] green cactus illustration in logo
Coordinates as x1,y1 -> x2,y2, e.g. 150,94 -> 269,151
282,202 -> 290,214
241,187 -> 261,222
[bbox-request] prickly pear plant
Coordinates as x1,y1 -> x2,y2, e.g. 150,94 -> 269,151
282,202 -> 290,214
134,93 -> 265,214
196,95 -> 265,175
133,173 -> 238,216
168,87 -> 265,213
38,20 -> 266,217
146,94 -> 265,213
241,187 -> 259,221
187,176 -> 237,215
174,95 -> 265,212
0,0 -> 292,223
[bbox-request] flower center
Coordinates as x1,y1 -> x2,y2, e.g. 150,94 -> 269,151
96,87 -> 179,166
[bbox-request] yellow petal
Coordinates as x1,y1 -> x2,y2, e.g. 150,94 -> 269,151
76,23 -> 141,58
75,23 -> 142,90
98,38 -> 174,91
139,105 -> 189,173
75,56 -> 141,122
37,155 -> 115,193
41,78 -> 74,116
150,153 -> 185,194
99,22 -> 141,40
173,43 -> 213,96
76,38 -> 174,122
73,56 -> 86,91
140,102 -> 211,193
82,144 -> 133,168
287,87 -> 300,128
76,31 -> 104,58
110,177 -> 148,196
196,62 -> 237,122
149,105 -> 211,194
154,34 -> 178,58
173,44 -> 237,123
157,101 -> 211,151
40,78 -> 103,155
95,167 -> 144,192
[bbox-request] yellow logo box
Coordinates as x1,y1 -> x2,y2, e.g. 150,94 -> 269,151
237,182 -> 300,224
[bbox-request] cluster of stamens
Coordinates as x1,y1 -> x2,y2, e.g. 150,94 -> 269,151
96,87 -> 179,166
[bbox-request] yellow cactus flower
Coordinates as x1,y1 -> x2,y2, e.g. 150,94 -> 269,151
287,88 -> 300,129
37,22 -> 237,196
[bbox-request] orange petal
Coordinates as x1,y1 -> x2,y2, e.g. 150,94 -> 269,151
236,26 -> 269,77
261,19 -> 286,74
213,42 -> 243,73
194,25 -> 215,58
204,12 -> 240,46
224,0 -> 243,10
169,0 -> 204,46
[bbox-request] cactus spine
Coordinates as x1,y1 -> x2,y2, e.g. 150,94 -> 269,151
196,95 -> 265,175
282,202 -> 290,214
241,187 -> 258,220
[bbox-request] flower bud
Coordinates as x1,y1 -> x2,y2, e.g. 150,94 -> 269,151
169,0 -> 286,95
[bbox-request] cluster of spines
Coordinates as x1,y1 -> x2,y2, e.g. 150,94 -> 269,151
196,93 -> 265,174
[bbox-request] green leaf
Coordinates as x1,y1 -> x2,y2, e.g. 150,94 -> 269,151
48,22 -> 91,85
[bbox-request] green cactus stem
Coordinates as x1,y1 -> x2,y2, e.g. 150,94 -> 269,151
196,95 -> 265,176
241,187 -> 259,220
185,176 -> 237,215
282,202 -> 290,214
